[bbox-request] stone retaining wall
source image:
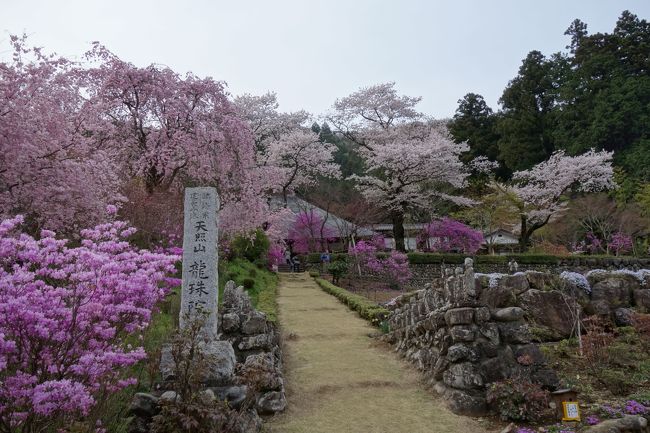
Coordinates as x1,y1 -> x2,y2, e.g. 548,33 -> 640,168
383,260 -> 650,417
383,259 -> 559,416
407,257 -> 650,291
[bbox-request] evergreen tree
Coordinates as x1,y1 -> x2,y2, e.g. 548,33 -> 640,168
496,51 -> 560,172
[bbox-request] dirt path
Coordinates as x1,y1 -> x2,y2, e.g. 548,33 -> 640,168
265,273 -> 490,433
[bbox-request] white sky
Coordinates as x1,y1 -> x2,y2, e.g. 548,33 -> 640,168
2,0 -> 649,118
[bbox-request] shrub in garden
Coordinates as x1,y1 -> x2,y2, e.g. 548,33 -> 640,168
348,240 -> 411,288
150,318 -> 250,433
582,317 -> 636,395
609,232 -> 633,256
417,218 -> 483,254
0,213 -> 179,431
314,279 -> 388,325
326,259 -> 348,285
486,377 -> 551,422
231,229 -> 270,264
287,210 -> 336,254
267,244 -> 285,270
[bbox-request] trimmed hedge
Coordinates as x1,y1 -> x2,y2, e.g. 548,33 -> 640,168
307,252 -> 642,266
314,278 -> 389,326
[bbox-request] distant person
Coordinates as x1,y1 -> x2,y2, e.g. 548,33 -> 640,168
284,250 -> 292,265
291,253 -> 300,272
320,251 -> 331,264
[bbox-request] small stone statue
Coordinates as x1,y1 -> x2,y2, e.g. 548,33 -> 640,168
508,259 -> 519,274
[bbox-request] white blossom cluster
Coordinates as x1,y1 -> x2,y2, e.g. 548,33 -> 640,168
560,271 -> 591,294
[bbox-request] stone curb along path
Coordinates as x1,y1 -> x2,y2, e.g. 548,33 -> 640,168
265,273 -> 490,433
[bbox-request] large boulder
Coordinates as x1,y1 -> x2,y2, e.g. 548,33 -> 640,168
201,341 -> 237,386
242,311 -> 268,335
518,289 -> 575,341
479,284 -> 517,309
256,391 -> 287,414
445,308 -> 475,326
525,271 -> 562,291
591,275 -> 635,312
443,388 -> 488,416
634,289 -> 650,313
128,393 -> 159,418
498,274 -> 530,295
443,362 -> 484,389
583,415 -> 648,433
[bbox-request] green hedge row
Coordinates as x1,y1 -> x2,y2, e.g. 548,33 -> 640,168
314,278 -> 389,325
306,252 -> 641,266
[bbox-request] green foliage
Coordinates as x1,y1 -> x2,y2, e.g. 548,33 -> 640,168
487,378 -> 552,422
303,252 -> 347,263
496,50 -> 559,172
326,259 -> 349,284
218,258 -> 279,322
230,229 -> 270,264
314,278 -> 388,326
308,269 -> 320,278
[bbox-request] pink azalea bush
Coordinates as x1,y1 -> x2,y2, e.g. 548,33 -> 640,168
576,231 -> 633,256
348,239 -> 411,288
418,218 -> 483,254
0,213 -> 179,430
609,232 -> 633,256
267,244 -> 285,269
288,210 -> 336,254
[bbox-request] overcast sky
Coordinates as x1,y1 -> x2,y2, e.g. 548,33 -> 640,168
2,0 -> 649,119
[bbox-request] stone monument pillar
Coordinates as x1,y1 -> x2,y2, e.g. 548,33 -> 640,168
180,187 -> 219,337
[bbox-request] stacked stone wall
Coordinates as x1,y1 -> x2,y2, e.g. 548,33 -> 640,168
383,259 -> 558,415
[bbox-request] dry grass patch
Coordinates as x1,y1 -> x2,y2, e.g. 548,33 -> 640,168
265,273 -> 491,433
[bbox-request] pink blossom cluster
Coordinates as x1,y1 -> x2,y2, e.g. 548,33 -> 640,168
510,149 -> 614,225
608,232 -> 633,255
348,240 -> 411,287
418,218 -> 484,254
0,36 -> 268,236
288,210 -> 336,254
0,214 -> 179,428
267,244 -> 285,268
575,231 -> 633,256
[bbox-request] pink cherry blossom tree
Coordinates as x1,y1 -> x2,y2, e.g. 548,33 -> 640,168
328,83 -> 471,251
235,93 -> 339,204
0,36 -> 123,233
86,44 -> 268,234
0,211 -> 179,432
263,130 -> 341,204
496,149 -> 615,250
234,92 -> 309,152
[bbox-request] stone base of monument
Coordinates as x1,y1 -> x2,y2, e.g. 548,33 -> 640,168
126,281 -> 286,433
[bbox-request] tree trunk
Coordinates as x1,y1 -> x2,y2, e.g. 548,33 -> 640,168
519,214 -> 529,252
519,214 -> 551,253
392,211 -> 406,252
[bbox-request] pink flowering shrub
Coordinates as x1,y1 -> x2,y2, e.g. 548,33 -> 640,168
0,214 -> 179,430
267,244 -> 285,269
577,231 -> 633,256
609,232 -> 633,256
348,240 -> 411,288
418,218 -> 483,254
288,210 -> 336,254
